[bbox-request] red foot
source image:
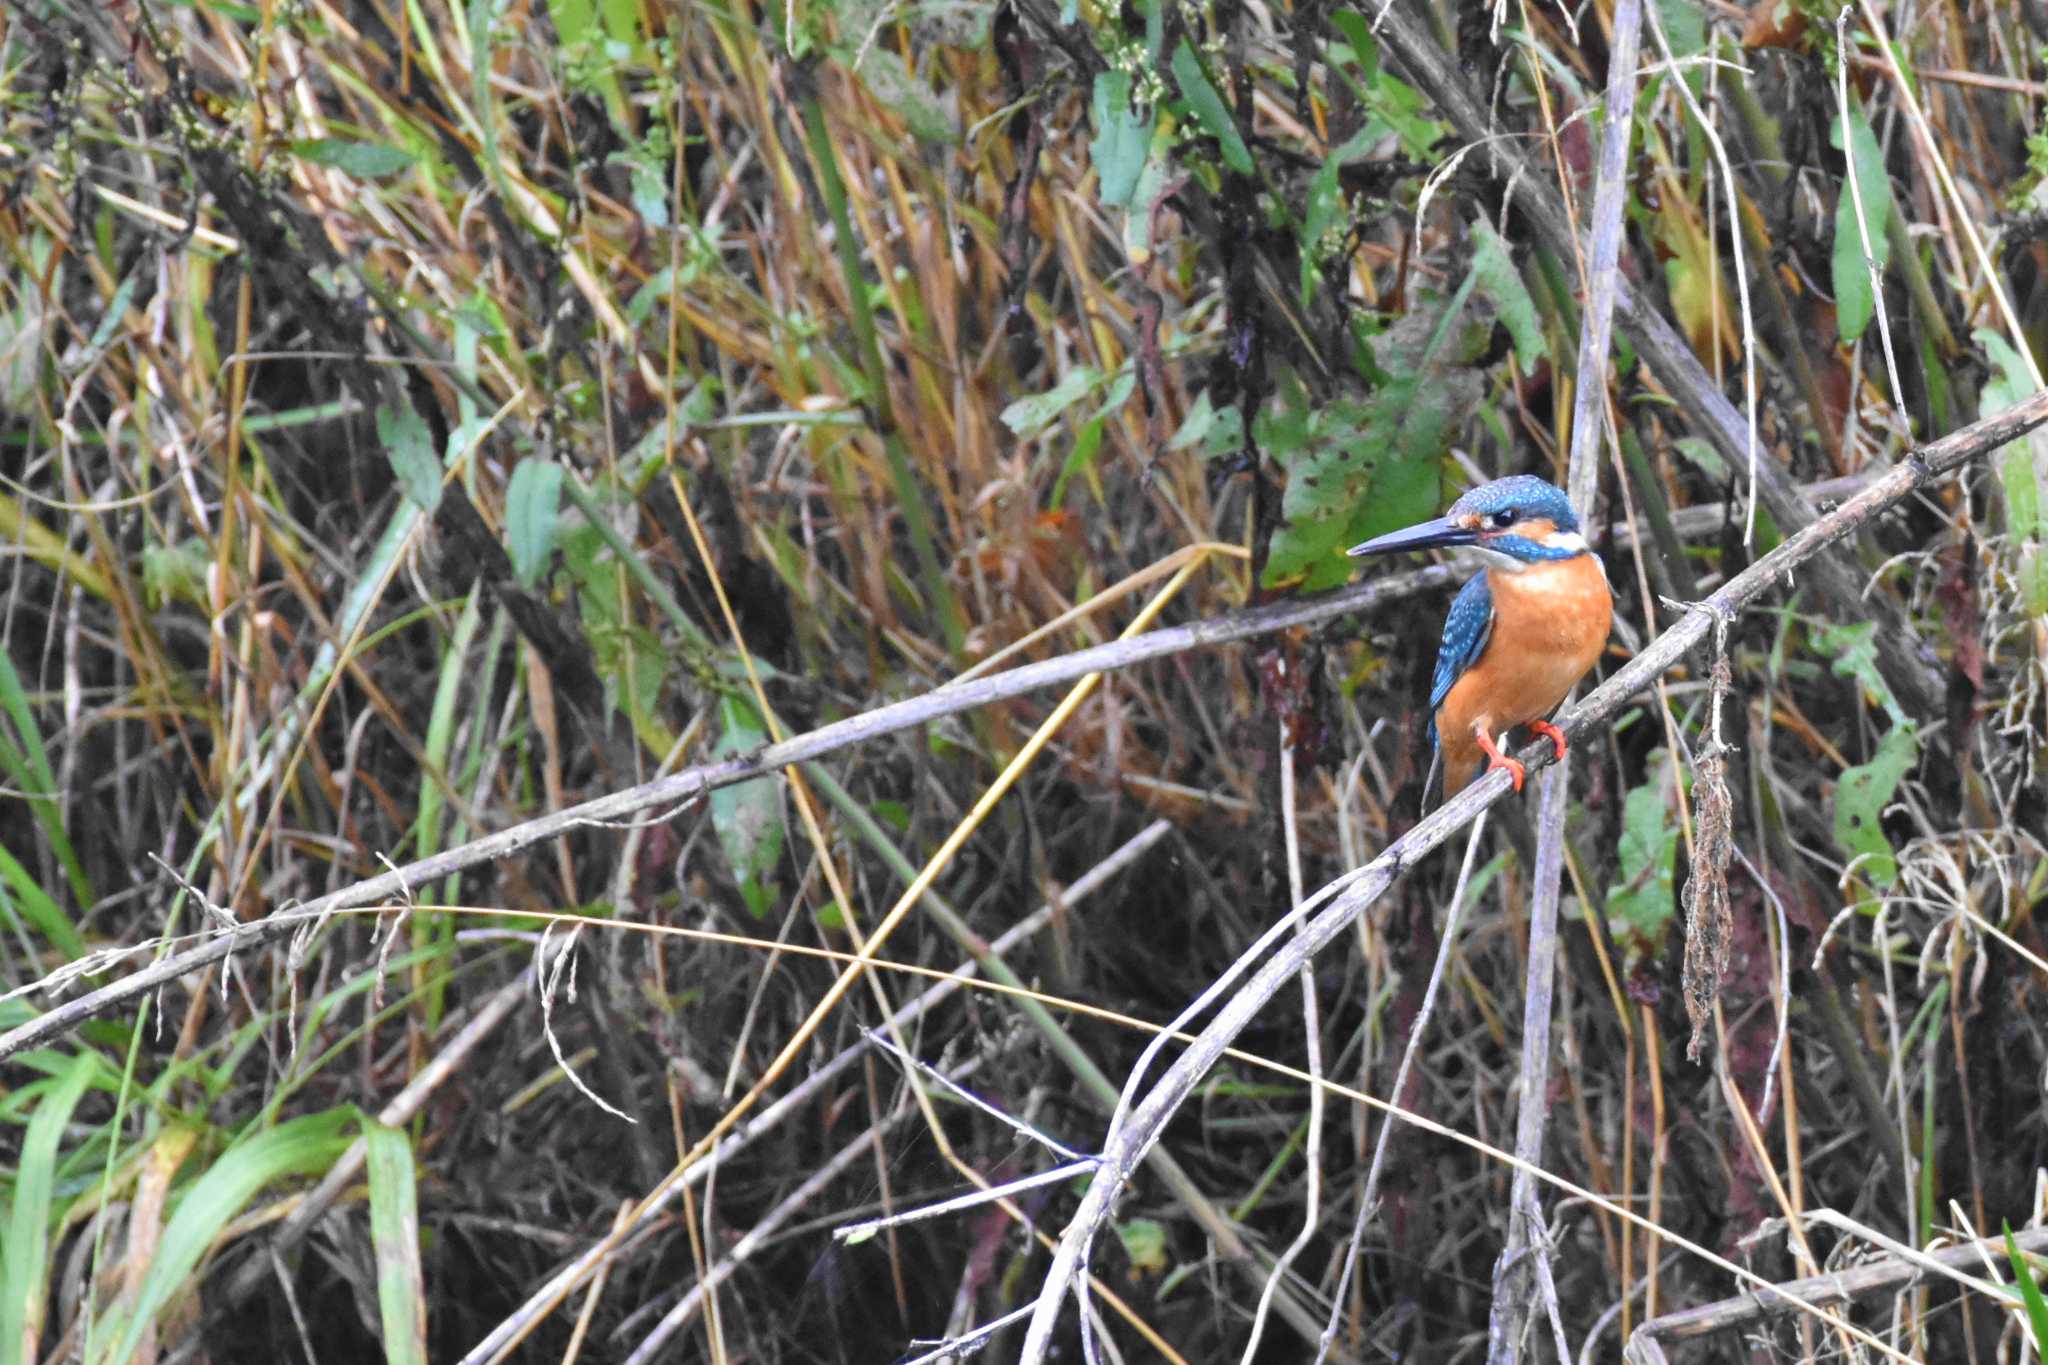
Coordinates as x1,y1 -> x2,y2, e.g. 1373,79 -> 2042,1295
1528,719 -> 1569,763
1474,728 -> 1526,791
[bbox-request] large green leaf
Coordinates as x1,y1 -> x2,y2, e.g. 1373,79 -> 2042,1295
1471,221 -> 1545,366
2005,448 -> 2041,542
1091,72 -> 1156,208
1831,107 -> 1894,345
1002,366 -> 1105,436
1606,768 -> 1681,963
1171,40 -> 1253,175
376,401 -> 442,513
292,139 -> 417,179
1982,328 -> 2048,596
1834,722 -> 1919,889
1262,279 -> 1488,592
1814,620 -> 1907,727
506,458 -> 564,589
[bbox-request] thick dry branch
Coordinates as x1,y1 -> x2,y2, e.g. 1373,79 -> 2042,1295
1013,389 -> 2048,1359
1492,0 -> 1644,1357
1632,1227 -> 2048,1345
0,567 -> 1443,1063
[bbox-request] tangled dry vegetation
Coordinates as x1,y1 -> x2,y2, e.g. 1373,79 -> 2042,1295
1,0 -> 2047,1359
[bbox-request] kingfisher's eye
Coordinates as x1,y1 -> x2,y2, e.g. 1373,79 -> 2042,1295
1489,510 -> 1516,529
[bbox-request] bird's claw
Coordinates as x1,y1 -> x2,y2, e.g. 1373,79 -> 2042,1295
1528,719 -> 1569,762
1474,729 -> 1526,792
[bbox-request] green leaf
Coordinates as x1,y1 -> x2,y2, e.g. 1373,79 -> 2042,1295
1329,9 -> 1378,71
1606,770 -> 1681,961
1834,723 -> 1919,889
1052,415 -> 1105,509
1170,40 -> 1253,175
2024,548 -> 2048,618
1813,620 -> 1906,727
1120,120 -> 1177,262
1139,0 -> 1164,59
1471,221 -> 1545,365
1091,72 -> 1156,208
1001,366 -> 1103,436
1167,390 -> 1219,453
2004,1225 -> 2048,1351
1262,275 -> 1486,592
1654,0 -> 1706,59
1830,107 -> 1894,345
1299,119 -> 1388,305
0,645 -> 92,912
852,48 -> 956,145
1981,328 -> 2048,531
710,697 -> 784,917
0,1053 -> 99,1364
86,270 -> 139,355
1981,329 -> 2040,415
2005,448 -> 2040,541
1116,1218 -> 1169,1274
546,0 -> 597,47
0,838 -> 85,958
291,138 -> 417,179
366,1121 -> 429,1365
506,458 -> 564,589
376,401 -> 442,513
94,1110 -> 357,1365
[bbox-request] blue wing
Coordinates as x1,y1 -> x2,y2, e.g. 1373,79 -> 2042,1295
1427,574 -> 1494,751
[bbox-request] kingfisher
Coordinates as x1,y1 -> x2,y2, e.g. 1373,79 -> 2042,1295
1348,475 -> 1612,801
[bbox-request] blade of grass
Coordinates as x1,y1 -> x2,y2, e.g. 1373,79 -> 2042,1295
89,1109 -> 357,1365
366,1120 -> 429,1365
2005,1225 -> 2048,1349
798,88 -> 966,655
0,647 -> 92,913
1,1051 -> 100,1365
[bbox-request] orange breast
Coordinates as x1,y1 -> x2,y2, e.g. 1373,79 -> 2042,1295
1435,556 -> 1611,794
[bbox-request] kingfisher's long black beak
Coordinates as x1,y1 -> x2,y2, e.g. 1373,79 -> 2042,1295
1346,515 -> 1476,558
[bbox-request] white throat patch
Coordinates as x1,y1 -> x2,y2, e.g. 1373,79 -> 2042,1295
1456,528 -> 1587,574
1458,544 -> 1532,574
